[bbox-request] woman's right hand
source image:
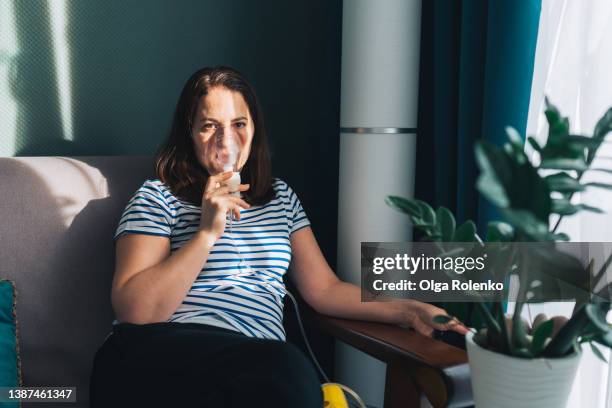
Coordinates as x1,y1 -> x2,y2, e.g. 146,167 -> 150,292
199,171 -> 251,240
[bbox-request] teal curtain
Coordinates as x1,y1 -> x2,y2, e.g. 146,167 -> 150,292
416,0 -> 541,328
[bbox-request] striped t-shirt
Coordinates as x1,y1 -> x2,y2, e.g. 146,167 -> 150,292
113,177 -> 310,341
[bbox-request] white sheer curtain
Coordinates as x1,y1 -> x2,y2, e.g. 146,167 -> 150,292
526,0 -> 612,407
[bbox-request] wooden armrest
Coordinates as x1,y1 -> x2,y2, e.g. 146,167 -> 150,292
311,314 -> 467,367
310,313 -> 472,408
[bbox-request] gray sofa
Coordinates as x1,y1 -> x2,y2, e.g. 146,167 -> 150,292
0,156 -> 473,408
0,156 -> 154,407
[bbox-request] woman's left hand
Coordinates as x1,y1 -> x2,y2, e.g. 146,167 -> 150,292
400,301 -> 469,337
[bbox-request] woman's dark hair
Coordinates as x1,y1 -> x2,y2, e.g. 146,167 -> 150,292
156,66 -> 274,206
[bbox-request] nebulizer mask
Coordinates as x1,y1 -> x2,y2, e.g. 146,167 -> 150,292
213,130 -> 251,271
214,129 -> 241,196
214,130 -> 366,408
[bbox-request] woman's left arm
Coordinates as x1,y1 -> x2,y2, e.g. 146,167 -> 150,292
289,227 -> 468,337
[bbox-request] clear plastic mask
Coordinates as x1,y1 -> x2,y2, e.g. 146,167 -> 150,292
214,130 -> 240,174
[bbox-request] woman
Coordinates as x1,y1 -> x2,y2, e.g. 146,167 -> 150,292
89,66 -> 467,407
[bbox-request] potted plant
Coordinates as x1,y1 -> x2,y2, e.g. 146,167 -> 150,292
385,99 -> 612,407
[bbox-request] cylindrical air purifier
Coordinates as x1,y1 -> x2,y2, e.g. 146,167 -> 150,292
336,0 -> 421,406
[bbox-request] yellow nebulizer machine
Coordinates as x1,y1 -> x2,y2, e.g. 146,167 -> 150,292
321,382 -> 367,408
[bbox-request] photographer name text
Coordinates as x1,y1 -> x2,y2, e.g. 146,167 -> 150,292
372,279 -> 504,292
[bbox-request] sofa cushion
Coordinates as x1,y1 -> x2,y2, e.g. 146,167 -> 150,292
0,156 -> 154,407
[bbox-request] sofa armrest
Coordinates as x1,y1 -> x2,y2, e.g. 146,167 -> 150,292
310,313 -> 473,408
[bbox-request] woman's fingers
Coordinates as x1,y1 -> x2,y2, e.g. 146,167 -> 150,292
219,197 -> 250,220
434,315 -> 469,335
416,302 -> 470,335
413,314 -> 468,337
208,183 -> 250,198
209,185 -> 231,197
228,196 -> 251,209
206,195 -> 250,213
413,318 -> 434,337
446,318 -> 470,335
204,171 -> 234,193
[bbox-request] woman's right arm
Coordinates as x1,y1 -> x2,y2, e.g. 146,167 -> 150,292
111,171 -> 251,324
111,231 -> 216,324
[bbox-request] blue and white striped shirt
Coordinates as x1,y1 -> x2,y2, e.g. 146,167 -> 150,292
113,178 -> 310,341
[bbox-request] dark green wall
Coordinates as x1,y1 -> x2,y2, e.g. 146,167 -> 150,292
4,0 -> 342,371
2,0 -> 342,265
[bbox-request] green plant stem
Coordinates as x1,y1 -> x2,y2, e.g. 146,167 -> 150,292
494,301 -> 512,354
511,251 -> 531,351
542,303 -> 589,357
594,253 -> 612,287
476,302 -> 502,345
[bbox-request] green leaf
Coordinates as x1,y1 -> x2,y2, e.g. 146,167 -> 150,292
385,196 -> 422,219
453,220 -> 478,242
504,127 -> 528,165
590,342 -> 608,363
544,96 -> 557,115
475,142 -> 511,208
551,199 -> 603,215
550,232 -> 570,241
506,126 -> 524,148
593,107 -> 612,142
540,158 -> 588,171
527,136 -> 543,152
545,172 -> 584,193
587,107 -> 612,164
566,134 -> 602,148
501,209 -> 552,241
584,182 -> 612,191
585,303 -> 610,332
540,99 -> 590,165
577,204 -> 604,213
414,199 -> 436,226
476,140 -> 552,221
526,245 -> 590,293
531,319 -> 554,355
594,331 -> 612,348
486,221 -> 514,242
423,233 -> 442,242
544,100 -> 570,142
436,207 -> 456,242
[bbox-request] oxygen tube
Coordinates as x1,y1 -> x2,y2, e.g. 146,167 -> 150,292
214,132 -> 367,408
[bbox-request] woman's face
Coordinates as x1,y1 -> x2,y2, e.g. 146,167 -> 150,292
191,86 -> 254,175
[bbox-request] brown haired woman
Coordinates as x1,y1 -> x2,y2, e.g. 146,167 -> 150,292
89,66 -> 468,407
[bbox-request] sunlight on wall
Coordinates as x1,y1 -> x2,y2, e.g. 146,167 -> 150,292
49,0 -> 74,142
0,0 -> 19,156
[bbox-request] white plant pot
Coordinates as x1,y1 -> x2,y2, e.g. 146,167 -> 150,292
465,331 -> 582,408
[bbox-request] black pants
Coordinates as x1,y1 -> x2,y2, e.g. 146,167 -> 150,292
89,322 -> 323,407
